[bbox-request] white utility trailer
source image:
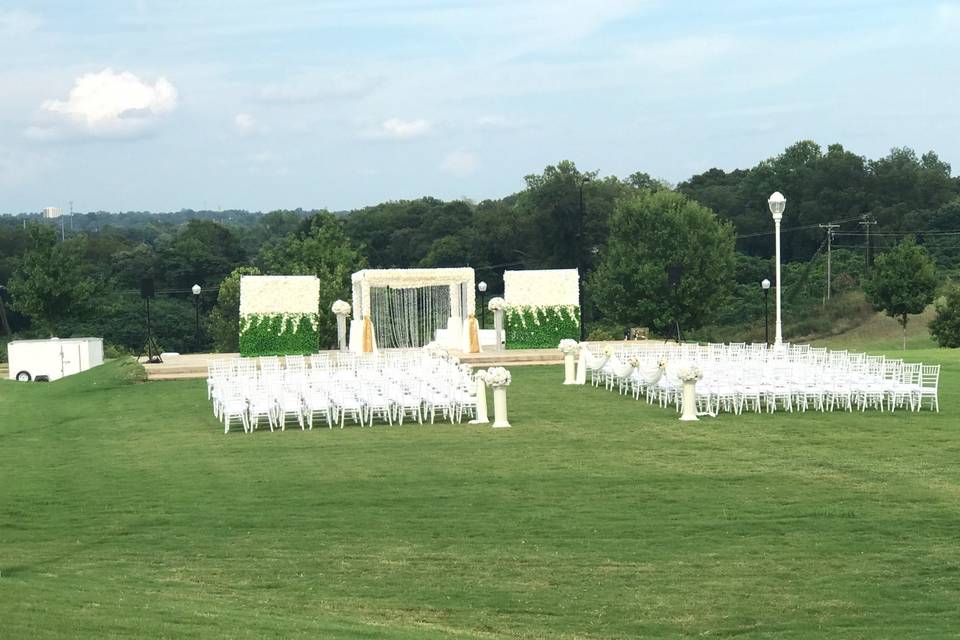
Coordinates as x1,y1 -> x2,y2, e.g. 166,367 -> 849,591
7,337 -> 104,382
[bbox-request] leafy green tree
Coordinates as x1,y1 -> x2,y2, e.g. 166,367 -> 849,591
159,220 -> 246,290
589,190 -> 736,334
8,225 -> 99,337
929,285 -> 960,348
864,236 -> 938,349
207,266 -> 261,352
257,212 -> 367,349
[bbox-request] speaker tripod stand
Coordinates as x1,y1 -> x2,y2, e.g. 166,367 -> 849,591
137,296 -> 163,364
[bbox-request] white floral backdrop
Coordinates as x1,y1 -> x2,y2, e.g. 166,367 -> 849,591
239,275 -> 321,316
503,269 -> 579,308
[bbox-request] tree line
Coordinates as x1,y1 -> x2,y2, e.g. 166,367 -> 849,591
1,139 -> 959,358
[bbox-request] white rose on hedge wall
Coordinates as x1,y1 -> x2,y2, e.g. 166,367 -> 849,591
331,299 -> 352,315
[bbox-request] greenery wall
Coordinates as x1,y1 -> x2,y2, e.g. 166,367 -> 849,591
505,305 -> 580,349
238,314 -> 319,356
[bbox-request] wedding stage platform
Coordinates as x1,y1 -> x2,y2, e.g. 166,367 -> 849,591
138,344 -> 647,380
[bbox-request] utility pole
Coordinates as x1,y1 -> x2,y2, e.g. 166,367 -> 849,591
819,223 -> 840,301
69,200 -> 74,231
859,215 -> 878,278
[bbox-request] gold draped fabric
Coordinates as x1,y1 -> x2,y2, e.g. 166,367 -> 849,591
468,314 -> 480,353
362,315 -> 374,353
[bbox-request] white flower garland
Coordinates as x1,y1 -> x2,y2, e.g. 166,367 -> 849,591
558,338 -> 580,355
486,366 -> 512,387
503,269 -> 579,307
240,312 -> 319,335
239,275 -> 320,316
488,297 -> 506,312
331,299 -> 351,316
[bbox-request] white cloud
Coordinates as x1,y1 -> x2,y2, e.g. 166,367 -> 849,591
937,2 -> 960,29
0,9 -> 42,36
364,117 -> 431,140
234,112 -> 256,132
258,72 -> 382,103
440,150 -> 480,177
28,69 -> 177,140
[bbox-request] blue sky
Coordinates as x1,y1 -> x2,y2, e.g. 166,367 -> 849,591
2,0 -> 958,213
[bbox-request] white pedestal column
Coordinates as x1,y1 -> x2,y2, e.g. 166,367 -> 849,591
575,349 -> 588,385
492,386 -> 510,428
493,309 -> 504,351
468,378 -> 489,424
679,379 -> 699,421
563,353 -> 576,384
336,313 -> 348,351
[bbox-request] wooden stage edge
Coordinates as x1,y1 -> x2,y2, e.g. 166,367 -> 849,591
139,341 -> 665,381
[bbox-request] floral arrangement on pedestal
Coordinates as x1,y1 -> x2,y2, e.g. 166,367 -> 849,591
488,297 -> 506,312
485,366 -> 512,387
558,338 -> 580,354
239,275 -> 321,356
677,364 -> 703,382
331,299 -> 351,316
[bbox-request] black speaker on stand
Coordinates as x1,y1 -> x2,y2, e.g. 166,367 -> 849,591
137,277 -> 163,364
666,264 -> 684,343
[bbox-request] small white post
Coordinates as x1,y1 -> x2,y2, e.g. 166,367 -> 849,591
468,376 -> 489,424
492,386 -> 510,428
563,352 -> 577,384
336,313 -> 348,351
679,379 -> 699,421
493,309 -> 504,351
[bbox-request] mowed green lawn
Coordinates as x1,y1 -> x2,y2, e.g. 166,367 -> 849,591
2,352 -> 959,639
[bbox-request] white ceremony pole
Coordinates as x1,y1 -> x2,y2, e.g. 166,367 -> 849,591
492,386 -> 510,428
563,352 -> 577,384
575,349 -> 588,385
493,309 -> 504,351
468,378 -> 489,424
336,313 -> 348,351
679,379 -> 699,421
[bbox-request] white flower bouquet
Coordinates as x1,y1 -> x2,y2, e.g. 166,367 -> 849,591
677,364 -> 703,382
486,366 -> 512,387
488,297 -> 506,312
558,338 -> 580,355
423,341 -> 446,357
331,299 -> 351,316
627,356 -> 640,367
474,369 -> 489,383
602,345 -> 614,357
658,358 -> 668,369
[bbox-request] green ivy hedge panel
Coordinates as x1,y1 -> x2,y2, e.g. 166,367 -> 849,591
239,314 -> 320,357
504,305 -> 580,350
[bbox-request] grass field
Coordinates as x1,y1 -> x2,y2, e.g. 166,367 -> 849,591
2,351 -> 959,639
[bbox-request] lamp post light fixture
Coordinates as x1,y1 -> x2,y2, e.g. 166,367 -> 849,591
191,284 -> 202,352
478,280 -> 487,329
577,176 -> 592,341
761,278 -> 771,346
768,191 -> 786,347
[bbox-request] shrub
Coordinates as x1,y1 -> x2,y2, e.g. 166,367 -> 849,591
239,313 -> 319,356
930,287 -> 960,348
504,305 -> 579,349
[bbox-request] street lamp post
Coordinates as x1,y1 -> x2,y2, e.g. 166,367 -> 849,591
192,284 -> 202,352
761,278 -> 771,346
768,192 -> 786,347
478,281 -> 487,329
577,176 -> 591,341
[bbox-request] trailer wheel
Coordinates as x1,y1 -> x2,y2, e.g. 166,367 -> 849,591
15,370 -> 32,382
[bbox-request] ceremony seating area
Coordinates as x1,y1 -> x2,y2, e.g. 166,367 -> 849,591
581,342 -> 940,415
208,351 -> 476,433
